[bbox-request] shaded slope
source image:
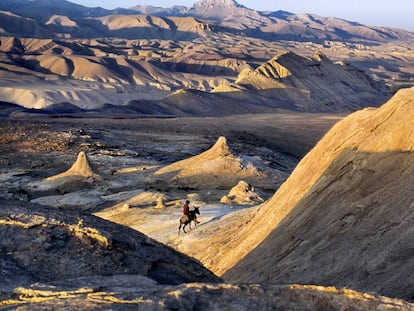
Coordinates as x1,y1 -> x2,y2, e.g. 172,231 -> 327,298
0,10 -> 51,37
0,199 -> 220,291
186,87 -> 414,299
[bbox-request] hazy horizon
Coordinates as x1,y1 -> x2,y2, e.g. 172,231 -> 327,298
68,0 -> 414,31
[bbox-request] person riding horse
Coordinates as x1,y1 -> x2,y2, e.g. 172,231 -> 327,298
179,200 -> 200,234
182,200 -> 200,224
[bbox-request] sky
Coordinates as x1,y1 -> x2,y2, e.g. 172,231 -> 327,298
69,0 -> 414,31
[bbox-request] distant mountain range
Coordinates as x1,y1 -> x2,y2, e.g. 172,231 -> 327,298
1,0 -> 413,115
0,0 -> 413,43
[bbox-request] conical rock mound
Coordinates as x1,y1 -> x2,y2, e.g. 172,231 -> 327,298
220,180 -> 264,205
96,191 -> 169,219
202,136 -> 232,158
185,88 -> 414,300
153,136 -> 281,190
47,151 -> 95,181
24,152 -> 98,196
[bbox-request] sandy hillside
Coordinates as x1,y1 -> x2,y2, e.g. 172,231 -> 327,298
177,87 -> 414,300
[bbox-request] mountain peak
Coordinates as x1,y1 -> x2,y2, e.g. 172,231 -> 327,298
187,0 -> 255,20
193,0 -> 244,9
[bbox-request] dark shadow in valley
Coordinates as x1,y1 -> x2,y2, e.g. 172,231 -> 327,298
159,61 -> 239,76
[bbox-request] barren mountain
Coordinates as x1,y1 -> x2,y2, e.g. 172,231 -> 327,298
185,87 -> 414,300
234,50 -> 390,111
129,4 -> 186,17
2,0 -> 413,43
0,47 -> 390,113
0,10 -> 52,37
0,0 -> 114,22
1,0 -> 413,112
185,0 -> 260,22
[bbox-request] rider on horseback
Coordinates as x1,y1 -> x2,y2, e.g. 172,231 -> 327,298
183,200 -> 200,224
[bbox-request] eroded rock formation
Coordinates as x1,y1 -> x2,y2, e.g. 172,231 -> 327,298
185,87 -> 414,300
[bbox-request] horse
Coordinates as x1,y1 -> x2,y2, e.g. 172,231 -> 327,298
178,207 -> 200,234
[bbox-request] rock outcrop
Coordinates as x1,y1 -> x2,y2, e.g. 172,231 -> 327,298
25,151 -> 98,197
3,281 -> 413,310
153,136 -> 285,190
0,199 -> 220,293
186,0 -> 260,22
220,180 -> 264,205
46,151 -> 95,181
186,87 -> 414,300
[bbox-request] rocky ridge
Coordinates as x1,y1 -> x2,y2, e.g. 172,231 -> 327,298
183,87 -> 414,300
2,0 -> 413,43
2,280 -> 413,310
0,200 -> 220,291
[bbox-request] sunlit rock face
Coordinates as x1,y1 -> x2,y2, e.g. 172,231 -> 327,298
194,87 -> 414,300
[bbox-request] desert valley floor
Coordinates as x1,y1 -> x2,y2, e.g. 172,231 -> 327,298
2,96 -> 414,310
0,111 -> 341,215
1,0 -> 414,309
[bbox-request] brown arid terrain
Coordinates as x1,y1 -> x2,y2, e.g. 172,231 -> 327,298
1,0 -> 414,113
1,0 -> 414,309
172,87 -> 414,300
2,96 -> 414,309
